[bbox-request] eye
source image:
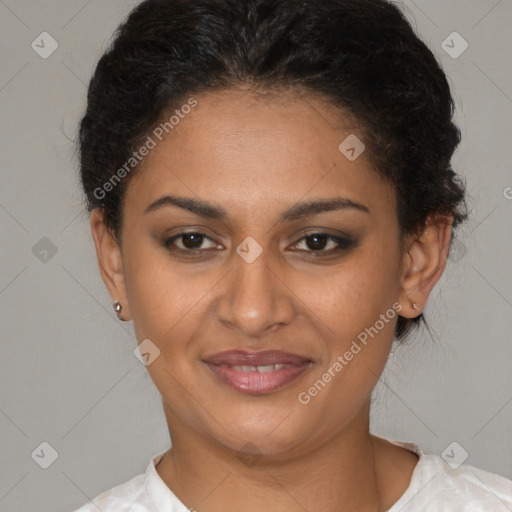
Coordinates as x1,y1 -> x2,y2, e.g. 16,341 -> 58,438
291,232 -> 356,254
164,232 -> 221,252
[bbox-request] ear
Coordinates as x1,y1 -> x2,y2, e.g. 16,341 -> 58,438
398,213 -> 453,318
90,208 -> 131,321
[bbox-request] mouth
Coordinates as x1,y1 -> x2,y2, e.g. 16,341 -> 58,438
203,350 -> 312,394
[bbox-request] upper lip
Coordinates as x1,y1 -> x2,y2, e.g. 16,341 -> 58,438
203,350 -> 311,366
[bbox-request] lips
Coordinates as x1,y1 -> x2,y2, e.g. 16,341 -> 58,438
203,350 -> 312,394
204,350 -> 310,366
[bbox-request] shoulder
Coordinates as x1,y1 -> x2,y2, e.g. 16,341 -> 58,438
386,439 -> 512,511
72,472 -> 150,512
71,450 -> 188,512
423,456 -> 512,510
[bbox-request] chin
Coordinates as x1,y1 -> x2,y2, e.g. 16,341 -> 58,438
211,408 -> 315,457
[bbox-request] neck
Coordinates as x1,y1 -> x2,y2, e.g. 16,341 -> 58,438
156,401 -> 389,512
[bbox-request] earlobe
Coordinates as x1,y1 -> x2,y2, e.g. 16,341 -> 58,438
398,213 -> 453,318
90,209 -> 131,321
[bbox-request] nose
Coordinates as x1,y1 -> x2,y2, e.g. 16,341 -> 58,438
216,247 -> 296,338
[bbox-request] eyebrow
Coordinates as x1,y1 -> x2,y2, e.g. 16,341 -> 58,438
144,195 -> 369,221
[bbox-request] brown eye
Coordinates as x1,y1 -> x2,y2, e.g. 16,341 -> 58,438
164,232 -> 219,251
304,234 -> 329,250
292,232 -> 356,254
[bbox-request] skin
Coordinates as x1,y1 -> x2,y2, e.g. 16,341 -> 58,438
91,87 -> 453,512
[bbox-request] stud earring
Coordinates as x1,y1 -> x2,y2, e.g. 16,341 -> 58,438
112,300 -> 125,321
411,301 -> 421,311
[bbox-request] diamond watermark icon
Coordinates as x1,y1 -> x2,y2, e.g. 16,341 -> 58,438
236,237 -> 263,263
31,32 -> 59,59
31,441 -> 58,469
339,134 -> 365,161
441,441 -> 469,469
32,237 -> 58,263
448,239 -> 467,263
134,338 -> 161,366
237,442 -> 262,467
441,32 -> 468,59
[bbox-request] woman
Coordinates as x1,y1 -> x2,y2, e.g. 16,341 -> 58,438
74,0 -> 512,510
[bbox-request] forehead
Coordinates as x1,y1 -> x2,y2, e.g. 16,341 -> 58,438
123,88 -> 393,217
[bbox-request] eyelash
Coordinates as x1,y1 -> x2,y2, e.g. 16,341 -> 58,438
163,231 -> 356,257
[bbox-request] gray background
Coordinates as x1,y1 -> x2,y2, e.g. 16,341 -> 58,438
1,0 -> 511,510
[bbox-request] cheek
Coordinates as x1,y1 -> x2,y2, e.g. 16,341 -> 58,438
294,258 -> 401,435
294,242 -> 401,340
123,244 -> 219,348
122,243 -> 180,336
326,247 -> 402,380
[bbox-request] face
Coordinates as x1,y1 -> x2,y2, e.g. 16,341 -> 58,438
92,88 -> 450,458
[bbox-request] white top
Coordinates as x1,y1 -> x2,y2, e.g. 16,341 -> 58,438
73,438 -> 512,511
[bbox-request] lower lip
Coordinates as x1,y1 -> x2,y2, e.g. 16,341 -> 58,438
204,363 -> 311,394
